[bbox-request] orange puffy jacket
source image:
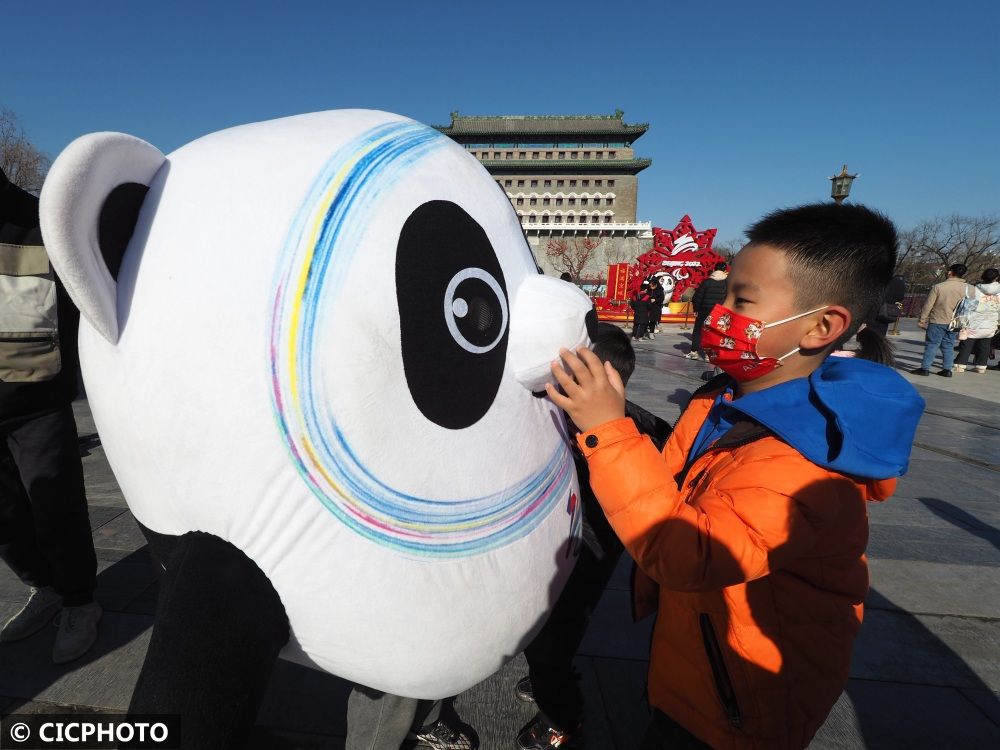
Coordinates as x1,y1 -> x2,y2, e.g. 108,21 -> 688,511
578,388 -> 896,749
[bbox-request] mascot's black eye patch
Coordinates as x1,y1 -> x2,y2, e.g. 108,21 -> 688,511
98,182 -> 148,280
396,201 -> 509,430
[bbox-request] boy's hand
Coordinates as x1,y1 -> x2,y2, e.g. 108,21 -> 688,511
545,347 -> 626,433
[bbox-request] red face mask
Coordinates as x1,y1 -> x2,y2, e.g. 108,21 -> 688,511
701,304 -> 828,382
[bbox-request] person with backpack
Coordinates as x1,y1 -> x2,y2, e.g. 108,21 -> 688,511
913,264 -> 970,377
955,268 -> 1000,374
0,168 -> 100,663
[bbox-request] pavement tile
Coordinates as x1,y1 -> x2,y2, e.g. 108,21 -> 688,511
94,550 -> 160,613
450,653 -> 535,749
866,524 -> 1000,566
811,679 -> 1000,749
90,512 -> 148,554
959,688 -> 1000,729
0,603 -> 151,711
851,608 -> 1000,691
88,505 -> 127,532
914,412 -> 1000,468
246,728 -> 344,749
867,559 -> 1000,618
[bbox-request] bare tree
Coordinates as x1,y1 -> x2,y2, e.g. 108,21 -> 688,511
712,237 -> 744,262
897,215 -> 1000,286
602,238 -> 635,267
545,236 -> 602,282
0,108 -> 50,194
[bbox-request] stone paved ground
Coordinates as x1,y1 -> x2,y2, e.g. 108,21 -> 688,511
1,319 -> 998,748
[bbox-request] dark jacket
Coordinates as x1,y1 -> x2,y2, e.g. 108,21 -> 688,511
629,288 -> 652,324
691,271 -> 728,315
648,285 -> 666,324
0,173 -> 81,418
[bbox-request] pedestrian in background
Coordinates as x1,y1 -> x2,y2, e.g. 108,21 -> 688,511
865,274 -> 907,336
686,262 -> 728,360
629,281 -> 652,340
913,264 -> 970,377
0,168 -> 101,663
647,277 -> 665,339
955,268 -> 1000,374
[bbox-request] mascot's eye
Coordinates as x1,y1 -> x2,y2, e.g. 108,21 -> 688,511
396,201 -> 509,430
444,268 -> 508,353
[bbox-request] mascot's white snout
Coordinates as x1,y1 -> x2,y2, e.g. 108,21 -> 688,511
509,275 -> 593,392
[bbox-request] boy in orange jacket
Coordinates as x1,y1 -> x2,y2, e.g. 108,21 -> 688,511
545,203 -> 924,749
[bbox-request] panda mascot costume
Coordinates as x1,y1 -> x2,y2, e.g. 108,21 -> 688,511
38,111 -> 595,747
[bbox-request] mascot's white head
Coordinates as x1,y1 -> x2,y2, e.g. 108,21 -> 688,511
39,110 -> 593,697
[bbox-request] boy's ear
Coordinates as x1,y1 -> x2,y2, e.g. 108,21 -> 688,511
40,132 -> 165,344
801,305 -> 852,350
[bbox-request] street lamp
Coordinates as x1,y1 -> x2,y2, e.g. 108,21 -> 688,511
829,164 -> 858,205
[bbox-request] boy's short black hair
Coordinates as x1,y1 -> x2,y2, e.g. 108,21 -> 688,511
714,261 -> 728,272
949,263 -> 967,278
745,203 -> 898,337
591,322 -> 635,385
983,268 -> 999,284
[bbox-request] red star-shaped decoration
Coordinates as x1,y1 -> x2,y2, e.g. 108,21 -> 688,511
630,216 -> 723,301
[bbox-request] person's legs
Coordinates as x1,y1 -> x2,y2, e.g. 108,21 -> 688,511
5,406 -> 96,605
972,337 -> 991,369
0,438 -> 53,589
690,313 -> 707,355
129,532 -> 289,749
523,511 -> 624,733
955,338 -> 975,369
940,327 -> 958,371
0,438 -> 63,643
920,324 -> 946,370
345,687 -> 419,750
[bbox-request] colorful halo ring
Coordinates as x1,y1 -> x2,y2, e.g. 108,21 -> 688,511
268,121 -> 572,557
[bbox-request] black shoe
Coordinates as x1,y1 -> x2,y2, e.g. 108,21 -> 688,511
515,714 -> 579,749
911,368 -> 931,376
408,718 -> 476,750
514,675 -> 534,703
936,369 -> 953,377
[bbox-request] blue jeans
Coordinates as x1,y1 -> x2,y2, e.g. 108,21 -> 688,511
921,323 -> 958,370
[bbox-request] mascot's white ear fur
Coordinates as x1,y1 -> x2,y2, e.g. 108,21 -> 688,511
40,133 -> 165,343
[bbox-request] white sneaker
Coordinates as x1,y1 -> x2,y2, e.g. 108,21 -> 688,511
1,586 -> 62,642
52,602 -> 102,664
973,366 -> 986,374
954,364 -> 966,372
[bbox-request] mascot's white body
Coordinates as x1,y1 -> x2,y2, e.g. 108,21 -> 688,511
40,110 -> 592,698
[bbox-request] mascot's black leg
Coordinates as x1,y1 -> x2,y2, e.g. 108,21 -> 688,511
128,531 -> 289,749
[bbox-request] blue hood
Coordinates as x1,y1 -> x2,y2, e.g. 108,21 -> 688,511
728,357 -> 925,479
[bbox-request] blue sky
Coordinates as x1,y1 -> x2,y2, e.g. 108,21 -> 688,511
6,0 -> 998,244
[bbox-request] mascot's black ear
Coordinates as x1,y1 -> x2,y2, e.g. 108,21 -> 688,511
40,133 -> 165,343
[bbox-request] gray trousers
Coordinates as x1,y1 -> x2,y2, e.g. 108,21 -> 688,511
345,686 -> 442,750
